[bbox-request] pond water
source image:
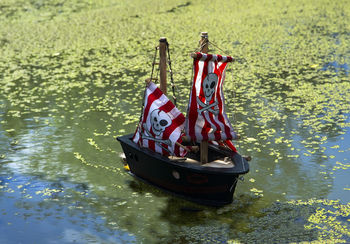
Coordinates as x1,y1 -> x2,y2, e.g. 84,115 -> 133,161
0,0 -> 349,243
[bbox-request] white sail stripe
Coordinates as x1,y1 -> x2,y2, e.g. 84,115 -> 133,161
168,106 -> 183,122
143,82 -> 169,117
143,82 -> 157,110
210,140 -> 219,145
143,138 -> 149,148
194,60 -> 204,140
169,130 -> 181,144
195,113 -> 205,140
208,61 -> 215,73
154,143 -> 162,154
195,124 -> 203,141
217,61 -> 224,70
148,81 -> 158,92
195,61 -> 204,96
132,131 -> 140,144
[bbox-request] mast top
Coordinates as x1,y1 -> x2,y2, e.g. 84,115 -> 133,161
159,37 -> 167,42
200,32 -> 209,55
201,32 -> 208,38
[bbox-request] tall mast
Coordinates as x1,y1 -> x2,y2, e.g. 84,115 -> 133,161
199,32 -> 209,164
159,37 -> 167,95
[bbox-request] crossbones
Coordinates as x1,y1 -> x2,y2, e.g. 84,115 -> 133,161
196,97 -> 219,115
142,123 -> 172,153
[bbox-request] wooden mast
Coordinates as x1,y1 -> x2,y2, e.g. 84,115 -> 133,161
199,32 -> 209,164
159,37 -> 167,95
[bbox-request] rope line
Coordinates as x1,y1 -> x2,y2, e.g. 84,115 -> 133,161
137,45 -> 159,131
150,46 -> 158,81
166,41 -> 177,106
208,40 -> 228,55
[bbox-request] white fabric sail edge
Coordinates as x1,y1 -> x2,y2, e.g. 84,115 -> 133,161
133,81 -> 187,157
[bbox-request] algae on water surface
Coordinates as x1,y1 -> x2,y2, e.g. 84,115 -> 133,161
0,0 -> 349,243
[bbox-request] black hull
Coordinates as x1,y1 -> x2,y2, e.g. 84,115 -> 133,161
117,134 -> 249,206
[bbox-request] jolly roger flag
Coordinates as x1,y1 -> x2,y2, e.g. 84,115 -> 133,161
185,52 -> 238,142
133,81 -> 188,157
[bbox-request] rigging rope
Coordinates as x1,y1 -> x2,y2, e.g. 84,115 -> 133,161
208,40 -> 228,55
166,41 -> 177,106
150,46 -> 158,81
193,39 -> 229,56
137,45 -> 159,130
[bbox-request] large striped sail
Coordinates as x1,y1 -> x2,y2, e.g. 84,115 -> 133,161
133,81 -> 187,157
185,52 -> 238,144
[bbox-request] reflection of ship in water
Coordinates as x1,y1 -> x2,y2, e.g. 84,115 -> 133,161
156,196 -> 348,243
0,170 -> 345,243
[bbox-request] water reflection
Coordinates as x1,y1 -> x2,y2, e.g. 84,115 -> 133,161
321,61 -> 349,76
1,1 -> 350,241
0,174 -> 136,244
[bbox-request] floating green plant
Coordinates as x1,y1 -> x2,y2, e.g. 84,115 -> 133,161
0,0 -> 349,242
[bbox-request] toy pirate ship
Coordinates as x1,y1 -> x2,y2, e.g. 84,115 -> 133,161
117,33 -> 250,206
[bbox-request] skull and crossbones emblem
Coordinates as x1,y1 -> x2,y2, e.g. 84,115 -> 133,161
197,73 -> 219,115
141,109 -> 172,153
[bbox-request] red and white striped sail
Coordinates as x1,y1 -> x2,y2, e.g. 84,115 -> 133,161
133,81 -> 187,157
185,52 -> 238,142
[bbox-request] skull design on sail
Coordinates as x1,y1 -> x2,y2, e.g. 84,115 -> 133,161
203,73 -> 218,102
150,109 -> 172,136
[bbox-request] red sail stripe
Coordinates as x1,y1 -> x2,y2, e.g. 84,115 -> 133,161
216,62 -> 231,140
188,58 -> 200,140
148,136 -> 156,152
217,54 -> 222,62
225,140 -> 237,152
186,53 -> 237,142
142,85 -> 163,124
162,113 -> 185,140
158,100 -> 175,113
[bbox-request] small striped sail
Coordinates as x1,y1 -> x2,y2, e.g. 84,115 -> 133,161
133,81 -> 188,157
185,52 -> 238,150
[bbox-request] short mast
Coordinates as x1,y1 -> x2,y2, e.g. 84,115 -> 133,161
159,37 -> 167,95
199,32 -> 209,53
